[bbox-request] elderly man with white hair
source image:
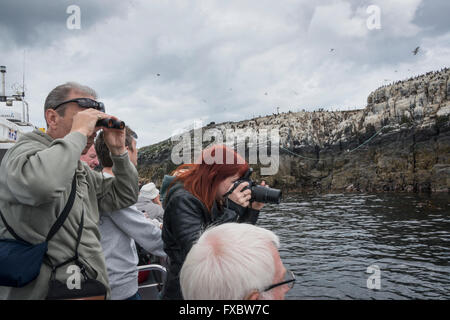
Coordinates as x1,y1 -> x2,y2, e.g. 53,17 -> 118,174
179,223 -> 295,300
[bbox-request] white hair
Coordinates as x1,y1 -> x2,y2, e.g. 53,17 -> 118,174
180,222 -> 280,300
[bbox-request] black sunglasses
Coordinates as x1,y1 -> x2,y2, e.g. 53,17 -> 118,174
52,98 -> 105,113
263,270 -> 296,292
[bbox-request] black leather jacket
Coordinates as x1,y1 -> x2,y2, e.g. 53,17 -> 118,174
160,182 -> 260,300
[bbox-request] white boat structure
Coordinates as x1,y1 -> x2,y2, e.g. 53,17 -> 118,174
0,65 -> 37,162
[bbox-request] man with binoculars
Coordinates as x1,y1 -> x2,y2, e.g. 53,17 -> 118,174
0,82 -> 138,299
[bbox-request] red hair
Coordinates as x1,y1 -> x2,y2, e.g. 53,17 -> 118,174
171,145 -> 249,213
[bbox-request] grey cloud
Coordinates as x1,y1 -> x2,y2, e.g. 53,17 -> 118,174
413,0 -> 450,36
0,0 -> 131,48
98,0 -> 447,138
305,0 -> 445,68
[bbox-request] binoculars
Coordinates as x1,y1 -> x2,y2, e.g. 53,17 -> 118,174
96,118 -> 125,129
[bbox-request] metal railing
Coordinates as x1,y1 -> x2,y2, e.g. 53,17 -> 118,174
137,264 -> 167,290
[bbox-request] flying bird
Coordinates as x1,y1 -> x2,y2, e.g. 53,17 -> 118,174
330,48 -> 334,52
156,73 -> 160,76
412,47 -> 420,55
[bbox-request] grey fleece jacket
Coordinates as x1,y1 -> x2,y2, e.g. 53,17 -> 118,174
135,194 -> 165,222
99,173 -> 166,300
0,130 -> 139,299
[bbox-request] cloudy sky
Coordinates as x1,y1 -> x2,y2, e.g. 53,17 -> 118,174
1,0 -> 449,147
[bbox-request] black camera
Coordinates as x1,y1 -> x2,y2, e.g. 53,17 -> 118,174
96,118 -> 125,129
233,168 -> 282,204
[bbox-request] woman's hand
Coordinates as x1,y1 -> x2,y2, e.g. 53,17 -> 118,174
249,181 -> 267,211
227,182 -> 252,208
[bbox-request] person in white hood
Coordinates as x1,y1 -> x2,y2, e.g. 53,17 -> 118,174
136,182 -> 164,222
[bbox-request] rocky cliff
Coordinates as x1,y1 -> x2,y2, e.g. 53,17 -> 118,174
138,68 -> 450,193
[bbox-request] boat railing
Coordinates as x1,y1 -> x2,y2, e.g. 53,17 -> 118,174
137,263 -> 167,299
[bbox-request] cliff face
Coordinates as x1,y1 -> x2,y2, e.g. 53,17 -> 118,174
138,68 -> 450,193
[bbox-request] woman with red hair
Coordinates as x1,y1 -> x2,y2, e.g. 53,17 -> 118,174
161,144 -> 266,300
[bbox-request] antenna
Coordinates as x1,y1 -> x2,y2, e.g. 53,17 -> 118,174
21,50 -> 30,123
22,50 -> 26,97
0,66 -> 6,99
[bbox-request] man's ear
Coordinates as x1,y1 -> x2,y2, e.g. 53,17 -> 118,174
45,109 -> 59,130
244,290 -> 260,300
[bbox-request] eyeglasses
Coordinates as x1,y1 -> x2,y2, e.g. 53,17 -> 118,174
52,98 -> 105,113
263,270 -> 296,292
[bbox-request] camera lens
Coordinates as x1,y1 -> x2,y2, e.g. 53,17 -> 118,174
251,185 -> 282,204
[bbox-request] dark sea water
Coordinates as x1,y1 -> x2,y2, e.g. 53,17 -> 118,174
258,193 -> 450,300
